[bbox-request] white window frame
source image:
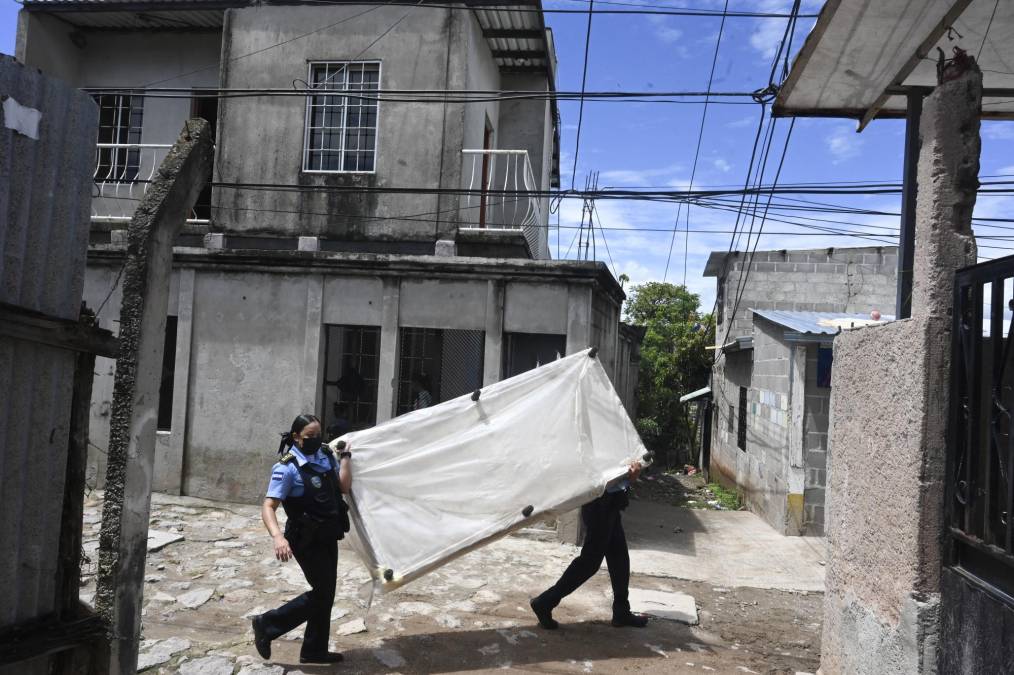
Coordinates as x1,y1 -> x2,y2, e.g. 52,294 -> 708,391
301,60 -> 381,174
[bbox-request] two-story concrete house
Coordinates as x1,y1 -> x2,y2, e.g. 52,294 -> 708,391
15,0 -> 641,503
703,245 -> 897,536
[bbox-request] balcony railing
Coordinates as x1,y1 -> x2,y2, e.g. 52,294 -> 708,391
461,149 -> 548,259
92,143 -> 208,224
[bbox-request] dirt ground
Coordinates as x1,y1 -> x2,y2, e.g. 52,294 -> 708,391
80,482 -> 821,675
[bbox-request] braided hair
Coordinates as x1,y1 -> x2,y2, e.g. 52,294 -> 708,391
277,413 -> 321,455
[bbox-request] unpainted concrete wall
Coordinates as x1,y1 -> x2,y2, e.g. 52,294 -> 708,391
821,317 -> 949,674
81,257 -> 634,503
714,246 -> 897,344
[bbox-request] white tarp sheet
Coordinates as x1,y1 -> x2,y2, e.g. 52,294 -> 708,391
331,348 -> 647,593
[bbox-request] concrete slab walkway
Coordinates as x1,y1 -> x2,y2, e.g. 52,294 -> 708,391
624,500 -> 827,593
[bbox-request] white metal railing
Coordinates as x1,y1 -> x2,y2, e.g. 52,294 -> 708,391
461,149 -> 548,259
92,143 -> 208,224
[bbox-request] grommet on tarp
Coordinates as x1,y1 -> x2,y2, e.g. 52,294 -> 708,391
588,347 -> 598,358
522,505 -> 534,518
384,569 -> 394,582
471,389 -> 481,401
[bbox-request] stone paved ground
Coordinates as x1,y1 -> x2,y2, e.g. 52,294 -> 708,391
80,492 -> 821,675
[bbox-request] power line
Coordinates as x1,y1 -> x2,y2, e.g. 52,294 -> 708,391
978,0 -> 1001,60
718,118 -> 797,360
289,0 -> 818,17
569,0 -> 596,190
85,86 -> 768,103
661,0 -> 730,284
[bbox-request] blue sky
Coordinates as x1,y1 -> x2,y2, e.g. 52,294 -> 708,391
3,0 -> 1013,313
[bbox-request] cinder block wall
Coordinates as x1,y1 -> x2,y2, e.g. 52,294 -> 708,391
716,246 -> 897,344
711,320 -> 793,532
803,345 -> 830,533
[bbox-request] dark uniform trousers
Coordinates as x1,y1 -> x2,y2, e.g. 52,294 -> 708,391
258,534 -> 338,655
259,456 -> 343,657
539,490 -> 632,615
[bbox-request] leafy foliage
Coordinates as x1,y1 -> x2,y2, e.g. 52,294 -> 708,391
624,282 -> 714,465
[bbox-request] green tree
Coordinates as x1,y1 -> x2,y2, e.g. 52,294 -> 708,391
624,282 -> 714,466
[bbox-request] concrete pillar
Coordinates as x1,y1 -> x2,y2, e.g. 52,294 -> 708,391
820,68 -> 982,675
786,344 -> 806,535
95,120 -> 213,675
910,69 -> 981,317
376,278 -> 401,423
302,274 -> 324,414
565,283 -> 592,355
482,280 -> 504,386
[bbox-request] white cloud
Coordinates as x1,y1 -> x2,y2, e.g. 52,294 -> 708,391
649,17 -> 684,44
748,0 -> 824,61
713,158 -> 732,172
827,125 -> 862,164
644,16 -> 690,57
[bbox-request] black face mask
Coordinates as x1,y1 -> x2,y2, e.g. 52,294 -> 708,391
301,436 -> 323,454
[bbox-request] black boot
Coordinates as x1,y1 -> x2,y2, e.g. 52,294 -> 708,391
611,612 -> 648,628
300,652 -> 344,664
530,595 -> 559,630
252,616 -> 271,659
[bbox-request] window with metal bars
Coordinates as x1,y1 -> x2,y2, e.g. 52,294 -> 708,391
396,327 -> 484,416
502,333 -> 566,379
93,93 -> 143,182
303,61 -> 380,173
322,325 -> 381,435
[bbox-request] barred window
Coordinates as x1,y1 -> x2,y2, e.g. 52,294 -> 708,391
93,93 -> 143,182
303,61 -> 380,173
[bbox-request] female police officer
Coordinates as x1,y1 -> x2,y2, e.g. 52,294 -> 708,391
252,413 -> 352,664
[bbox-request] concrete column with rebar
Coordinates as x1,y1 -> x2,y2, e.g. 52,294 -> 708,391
94,119 -> 213,674
820,68 -> 982,675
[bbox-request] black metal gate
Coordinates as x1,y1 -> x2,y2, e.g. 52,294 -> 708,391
949,256 -> 1014,597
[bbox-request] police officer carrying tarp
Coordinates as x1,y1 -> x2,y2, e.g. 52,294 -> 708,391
529,461 -> 648,630
252,413 -> 352,664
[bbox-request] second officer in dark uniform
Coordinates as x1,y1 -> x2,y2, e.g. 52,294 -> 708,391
252,413 -> 352,664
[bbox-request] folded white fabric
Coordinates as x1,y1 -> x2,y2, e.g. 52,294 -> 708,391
332,348 -> 648,592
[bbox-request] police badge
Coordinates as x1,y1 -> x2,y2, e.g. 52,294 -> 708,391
310,475 -> 322,489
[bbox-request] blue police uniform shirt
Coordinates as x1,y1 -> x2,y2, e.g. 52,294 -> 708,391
266,445 -> 340,500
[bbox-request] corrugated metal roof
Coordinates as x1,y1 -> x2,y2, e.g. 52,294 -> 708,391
752,309 -> 895,336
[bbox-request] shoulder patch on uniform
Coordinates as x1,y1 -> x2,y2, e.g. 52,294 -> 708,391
279,452 -> 296,464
